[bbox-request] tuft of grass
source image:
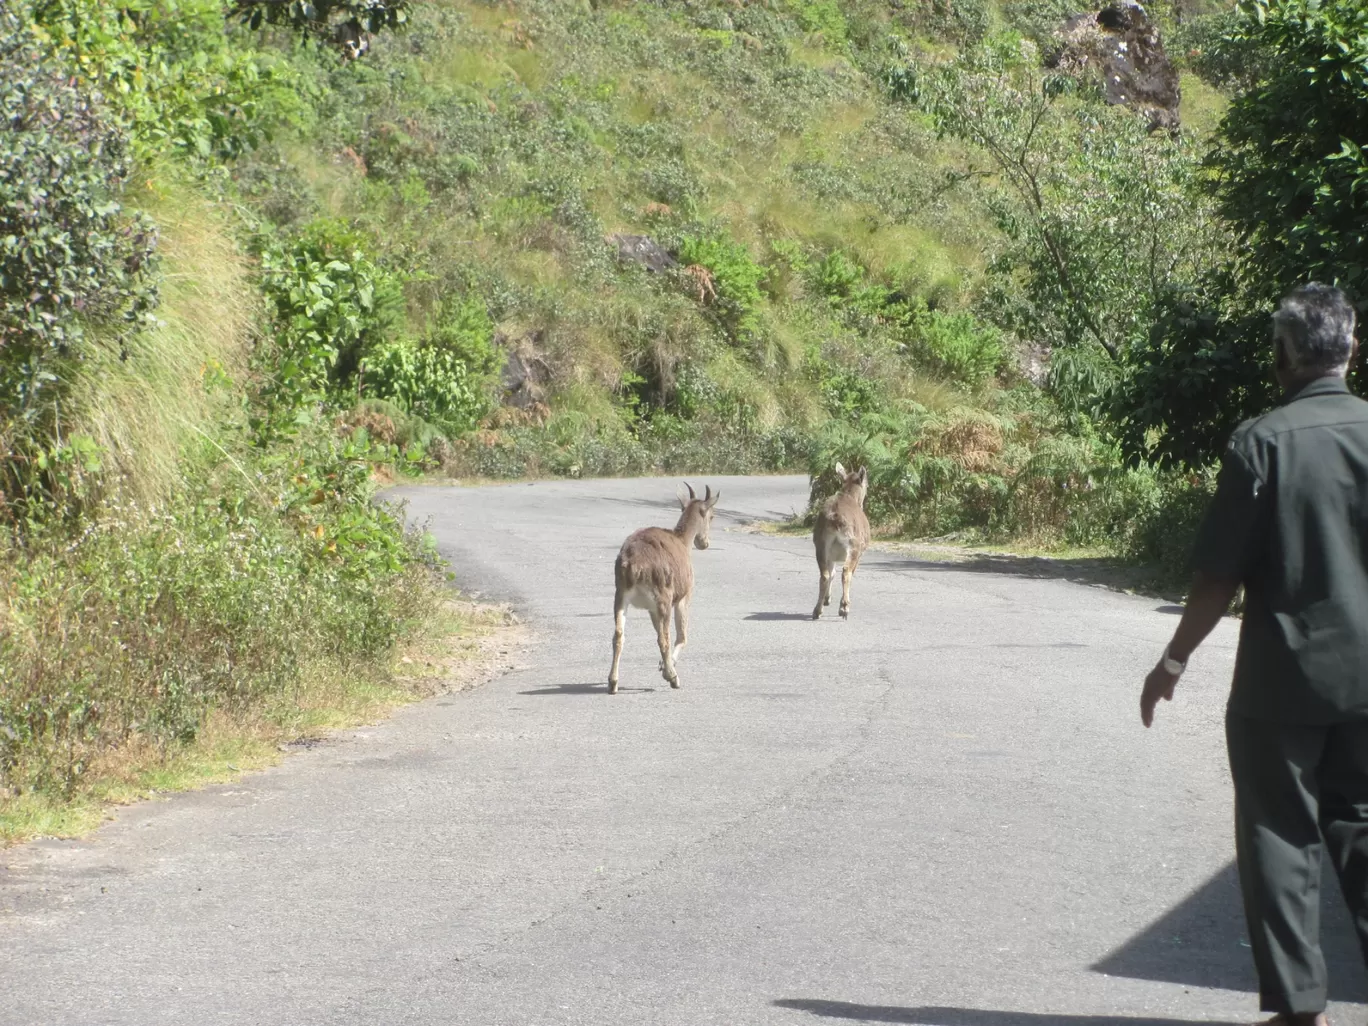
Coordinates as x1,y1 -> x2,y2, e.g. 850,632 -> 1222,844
0,598 -> 517,846
70,173 -> 252,506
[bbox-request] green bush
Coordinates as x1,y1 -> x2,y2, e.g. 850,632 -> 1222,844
361,340 -> 491,434
254,221 -> 405,434
1121,470 -> 1218,585
906,306 -> 1004,388
784,0 -> 848,39
0,426 -> 435,798
0,8 -> 159,424
677,234 -> 767,341
31,0 -> 300,161
424,296 -> 500,377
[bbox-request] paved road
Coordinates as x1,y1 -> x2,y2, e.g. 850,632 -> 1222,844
3,475 -> 1366,1026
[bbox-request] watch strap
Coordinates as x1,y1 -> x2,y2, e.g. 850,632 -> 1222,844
1161,645 -> 1187,676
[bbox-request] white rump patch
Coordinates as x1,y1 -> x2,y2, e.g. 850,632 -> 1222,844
625,585 -> 657,610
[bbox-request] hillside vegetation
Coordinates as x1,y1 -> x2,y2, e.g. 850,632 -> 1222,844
2,0 -> 1365,834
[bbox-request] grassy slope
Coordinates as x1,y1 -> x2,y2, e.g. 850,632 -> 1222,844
237,0 -> 995,448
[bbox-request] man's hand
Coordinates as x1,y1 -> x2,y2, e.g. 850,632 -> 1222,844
1138,574 -> 1241,729
1141,663 -> 1179,727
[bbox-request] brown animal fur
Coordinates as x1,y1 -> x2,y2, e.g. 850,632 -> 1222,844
609,483 -> 720,693
812,463 -> 870,620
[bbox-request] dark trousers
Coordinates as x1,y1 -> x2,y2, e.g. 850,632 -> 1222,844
1226,711 -> 1368,1013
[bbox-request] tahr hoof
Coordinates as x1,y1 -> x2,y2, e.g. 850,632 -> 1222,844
839,606 -> 849,620
669,678 -> 681,689
608,679 -> 618,694
812,609 -> 822,620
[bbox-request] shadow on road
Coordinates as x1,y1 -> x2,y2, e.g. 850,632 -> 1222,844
773,1001 -> 1241,1025
600,494 -> 766,525
517,682 -> 657,695
745,612 -> 813,621
863,552 -> 1166,597
1092,861 -> 1368,1002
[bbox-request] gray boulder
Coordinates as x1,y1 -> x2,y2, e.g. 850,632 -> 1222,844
607,233 -> 677,274
1054,2 -> 1181,131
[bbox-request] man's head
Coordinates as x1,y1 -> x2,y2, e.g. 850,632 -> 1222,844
1272,283 -> 1358,389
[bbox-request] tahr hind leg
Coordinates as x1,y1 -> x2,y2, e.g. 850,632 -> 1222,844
652,602 -> 678,688
813,558 -> 833,620
608,592 -> 626,694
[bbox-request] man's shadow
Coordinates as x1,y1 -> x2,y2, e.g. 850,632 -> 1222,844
773,1002 -> 1241,1025
778,861 -> 1366,1025
1091,860 -> 1366,1001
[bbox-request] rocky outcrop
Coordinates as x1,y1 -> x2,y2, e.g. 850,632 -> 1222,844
1053,2 -> 1181,132
606,233 -> 677,274
497,329 -> 553,410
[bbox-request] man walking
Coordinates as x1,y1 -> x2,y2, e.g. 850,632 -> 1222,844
1140,284 -> 1368,1026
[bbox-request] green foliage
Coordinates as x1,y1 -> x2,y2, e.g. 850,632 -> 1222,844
905,305 -> 1004,388
0,8 -> 160,426
819,367 -> 886,422
784,0 -> 848,40
1120,469 -> 1218,583
921,36 -> 1223,396
677,234 -> 768,341
424,297 -> 500,378
1119,0 -> 1368,468
1115,273 -> 1276,468
1212,0 -> 1368,300
0,426 -> 434,797
361,340 -> 490,434
254,221 -> 405,433
31,0 -> 301,161
232,0 -> 408,58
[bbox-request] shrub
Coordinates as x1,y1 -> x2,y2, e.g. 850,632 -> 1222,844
254,221 -> 405,434
1121,470 -> 1218,585
0,8 -> 159,424
784,0 -> 848,40
361,340 -> 491,434
0,426 -> 435,799
905,306 -> 1004,388
677,234 -> 767,342
424,297 -> 500,378
31,0 -> 299,161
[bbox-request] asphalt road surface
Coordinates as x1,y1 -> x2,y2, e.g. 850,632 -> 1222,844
4,475 -> 1366,1026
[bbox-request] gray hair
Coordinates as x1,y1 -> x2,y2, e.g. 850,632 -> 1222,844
1272,283 -> 1357,374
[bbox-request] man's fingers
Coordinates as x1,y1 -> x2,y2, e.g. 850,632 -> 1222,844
1140,667 -> 1177,728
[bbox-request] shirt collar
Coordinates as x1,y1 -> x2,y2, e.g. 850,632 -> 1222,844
1283,375 -> 1352,404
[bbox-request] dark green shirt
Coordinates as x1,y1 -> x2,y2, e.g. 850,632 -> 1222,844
1192,376 -> 1368,723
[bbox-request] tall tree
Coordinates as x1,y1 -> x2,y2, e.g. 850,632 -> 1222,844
1117,0 -> 1368,468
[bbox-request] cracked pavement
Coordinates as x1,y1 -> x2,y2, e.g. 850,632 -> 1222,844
2,475 -> 1365,1025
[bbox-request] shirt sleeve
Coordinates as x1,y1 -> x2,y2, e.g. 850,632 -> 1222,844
1189,442 -> 1269,582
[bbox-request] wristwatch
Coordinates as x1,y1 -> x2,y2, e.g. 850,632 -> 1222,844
1161,645 -> 1187,677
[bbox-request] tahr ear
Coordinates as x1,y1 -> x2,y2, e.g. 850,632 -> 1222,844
677,482 -> 692,509
834,462 -> 847,478
857,467 -> 868,485
706,486 -> 720,509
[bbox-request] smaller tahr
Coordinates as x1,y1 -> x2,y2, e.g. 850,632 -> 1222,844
608,482 -> 720,693
812,463 -> 870,620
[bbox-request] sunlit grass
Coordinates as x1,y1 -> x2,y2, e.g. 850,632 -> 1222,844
0,600 -> 513,846
72,173 -> 251,507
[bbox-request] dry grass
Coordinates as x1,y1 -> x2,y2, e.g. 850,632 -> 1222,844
0,598 -> 523,846
70,174 -> 253,506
